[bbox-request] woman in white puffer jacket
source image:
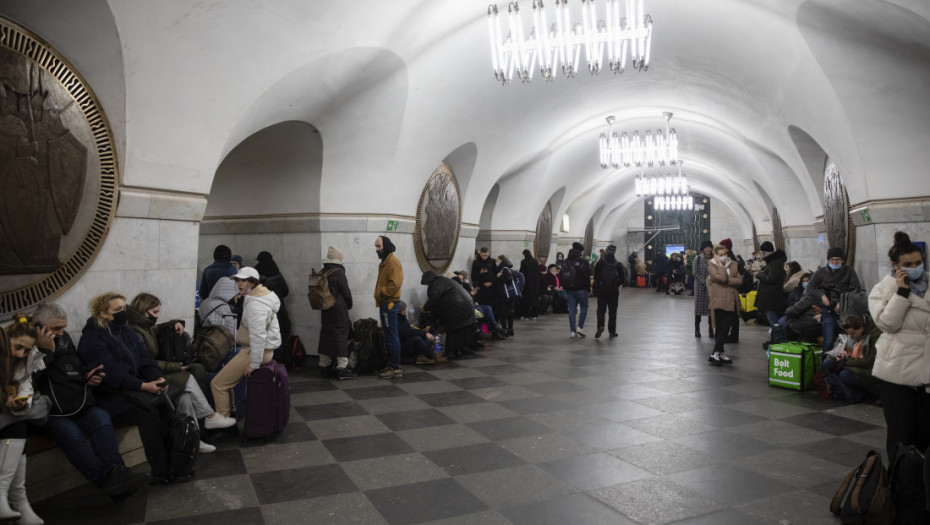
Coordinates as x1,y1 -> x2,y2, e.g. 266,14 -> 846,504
869,232 -> 930,458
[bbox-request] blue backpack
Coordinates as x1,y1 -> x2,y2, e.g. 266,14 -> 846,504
502,268 -> 523,301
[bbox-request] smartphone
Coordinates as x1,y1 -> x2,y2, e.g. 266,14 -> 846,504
13,394 -> 32,402
90,368 -> 104,377
156,381 -> 169,388
33,321 -> 44,329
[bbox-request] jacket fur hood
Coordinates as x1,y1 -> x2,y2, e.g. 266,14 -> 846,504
763,250 -> 786,264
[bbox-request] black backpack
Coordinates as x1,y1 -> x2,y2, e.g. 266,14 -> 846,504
161,392 -> 199,479
598,262 -> 621,294
349,318 -> 387,374
156,329 -> 195,363
830,450 -> 894,524
559,261 -> 578,289
889,443 -> 927,525
276,335 -> 307,371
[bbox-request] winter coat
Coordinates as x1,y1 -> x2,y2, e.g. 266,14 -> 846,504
422,272 -> 476,332
805,264 -> 861,306
708,259 -> 742,317
319,263 -> 353,358
693,253 -> 712,316
835,316 -> 882,379
241,285 -> 282,368
398,315 -> 429,344
562,249 -> 591,291
869,275 -> 930,387
654,253 -> 668,274
200,276 -> 238,335
8,347 -> 44,415
126,308 -> 191,394
519,257 -> 541,303
593,255 -> 624,296
783,272 -> 804,294
199,259 -> 237,300
77,318 -> 163,397
471,256 -> 498,305
374,252 -> 403,307
755,250 -> 787,311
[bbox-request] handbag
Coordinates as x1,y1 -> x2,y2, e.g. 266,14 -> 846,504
121,389 -> 167,412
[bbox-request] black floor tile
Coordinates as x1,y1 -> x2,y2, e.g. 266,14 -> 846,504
289,379 -> 340,394
789,437 -> 877,467
423,442 -> 526,475
251,464 -> 357,504
466,416 -> 554,441
193,449 -> 247,480
473,364 -> 529,375
448,376 -> 509,390
323,432 -> 415,462
500,492 -> 635,525
33,483 -> 149,525
417,391 -> 487,407
295,401 -> 369,421
375,408 -> 457,431
342,385 -> 410,400
780,412 -> 882,436
393,371 -> 442,383
148,506 -> 266,525
522,380 -> 586,395
365,478 -> 488,525
496,396 -> 578,415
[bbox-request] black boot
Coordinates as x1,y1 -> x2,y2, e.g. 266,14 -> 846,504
694,316 -> 701,337
707,317 -> 714,338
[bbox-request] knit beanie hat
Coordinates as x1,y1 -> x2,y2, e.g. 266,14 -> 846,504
572,242 -> 584,252
759,241 -> 774,252
606,245 -> 617,256
827,247 -> 844,260
700,240 -> 713,250
326,246 -> 344,261
719,238 -> 733,251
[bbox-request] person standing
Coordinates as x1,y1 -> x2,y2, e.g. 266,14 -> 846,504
594,245 -> 625,339
374,236 -> 404,379
754,241 -> 787,328
199,245 -> 237,302
805,247 -> 862,351
869,232 -> 930,458
561,245 -> 592,338
519,250 -> 540,320
255,251 -> 291,343
693,240 -> 714,337
628,250 -> 639,287
470,247 -> 498,310
318,246 -> 356,380
707,245 -> 742,365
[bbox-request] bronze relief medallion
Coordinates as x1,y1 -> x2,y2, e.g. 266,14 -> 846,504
414,163 -> 461,273
0,18 -> 117,317
534,202 -> 552,263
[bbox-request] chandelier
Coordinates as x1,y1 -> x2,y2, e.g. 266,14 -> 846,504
635,168 -> 687,197
600,112 -> 678,169
654,194 -> 694,211
487,0 -> 653,84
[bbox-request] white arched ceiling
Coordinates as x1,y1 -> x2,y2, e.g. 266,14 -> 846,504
7,0 -> 921,235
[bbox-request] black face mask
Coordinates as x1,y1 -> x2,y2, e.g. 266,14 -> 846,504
111,310 -> 128,325
376,249 -> 384,259
146,314 -> 158,323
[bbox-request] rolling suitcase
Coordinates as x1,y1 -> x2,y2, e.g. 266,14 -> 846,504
244,359 -> 290,438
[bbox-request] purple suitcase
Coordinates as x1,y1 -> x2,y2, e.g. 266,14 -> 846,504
244,359 -> 290,438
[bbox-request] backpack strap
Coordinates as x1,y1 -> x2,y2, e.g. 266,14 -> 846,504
831,462 -> 859,515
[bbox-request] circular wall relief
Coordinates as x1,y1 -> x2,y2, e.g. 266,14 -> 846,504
772,207 -> 784,250
0,17 -> 118,318
414,163 -> 462,274
823,158 -> 854,264
583,218 -> 594,255
534,202 -> 553,263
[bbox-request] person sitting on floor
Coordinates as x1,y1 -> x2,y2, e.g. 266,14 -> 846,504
421,271 -> 478,359
821,314 -> 882,403
397,302 -> 447,364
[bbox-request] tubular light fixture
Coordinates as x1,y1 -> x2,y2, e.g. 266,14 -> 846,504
488,0 -> 653,84
635,165 -> 688,197
600,111 -> 678,169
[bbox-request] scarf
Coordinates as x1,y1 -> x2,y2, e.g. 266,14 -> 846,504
910,272 -> 929,298
378,236 -> 396,260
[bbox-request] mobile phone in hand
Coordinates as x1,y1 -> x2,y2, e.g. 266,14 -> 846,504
156,381 -> 169,388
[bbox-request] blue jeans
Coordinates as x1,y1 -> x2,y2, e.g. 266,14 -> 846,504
566,289 -> 589,332
476,305 -> 497,325
44,407 -> 124,486
766,309 -> 784,327
380,302 -> 402,369
821,308 -> 839,351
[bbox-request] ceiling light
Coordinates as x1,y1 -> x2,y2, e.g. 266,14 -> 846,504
600,111 -> 678,169
487,0 -> 653,85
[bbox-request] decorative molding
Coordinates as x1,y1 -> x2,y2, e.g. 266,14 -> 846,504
414,163 -> 462,274
0,17 -> 118,317
117,188 -> 207,222
781,225 -> 820,238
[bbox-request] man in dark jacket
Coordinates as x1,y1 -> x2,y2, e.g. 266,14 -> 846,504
804,247 -> 862,351
561,247 -> 592,338
199,245 -> 236,301
755,241 -> 787,328
654,251 -> 669,293
422,271 -> 477,358
397,301 -> 446,364
594,245 -> 626,339
470,247 -> 498,307
628,250 -> 638,286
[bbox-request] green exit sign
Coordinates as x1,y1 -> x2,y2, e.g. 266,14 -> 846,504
859,209 -> 872,223
386,220 -> 398,231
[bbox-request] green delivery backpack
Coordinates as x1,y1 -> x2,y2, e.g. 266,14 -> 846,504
768,342 -> 822,390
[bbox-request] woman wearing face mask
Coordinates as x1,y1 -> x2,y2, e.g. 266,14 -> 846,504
127,293 -> 235,452
869,231 -> 930,458
77,292 -> 173,484
707,245 -> 742,365
783,261 -> 804,294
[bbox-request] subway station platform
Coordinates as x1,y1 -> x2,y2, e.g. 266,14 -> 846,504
33,288 -> 884,524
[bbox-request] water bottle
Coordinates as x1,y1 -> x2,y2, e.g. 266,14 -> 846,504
434,333 -> 443,355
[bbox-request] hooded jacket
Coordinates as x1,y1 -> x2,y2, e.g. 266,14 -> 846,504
77,317 -> 163,395
200,276 -> 238,335
835,315 -> 882,379
126,307 -> 191,392
755,250 -> 787,311
805,263 -> 861,306
242,285 -> 282,368
374,237 -> 403,307
561,249 -> 591,291
708,259 -> 742,315
421,271 -> 476,331
869,274 -> 930,386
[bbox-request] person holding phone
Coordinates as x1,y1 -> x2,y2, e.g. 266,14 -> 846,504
804,247 -> 862,353
707,245 -> 743,365
77,292 -> 175,485
869,232 -> 930,458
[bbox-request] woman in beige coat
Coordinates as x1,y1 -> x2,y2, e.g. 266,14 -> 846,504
868,232 -> 930,458
707,245 -> 742,365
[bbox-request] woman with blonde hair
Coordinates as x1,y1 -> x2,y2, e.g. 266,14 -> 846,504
707,245 -> 743,365
77,292 -> 174,484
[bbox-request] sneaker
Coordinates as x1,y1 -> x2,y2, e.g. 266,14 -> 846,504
433,354 -> 449,364
575,328 -> 586,338
198,441 -> 217,453
336,368 -> 357,380
378,368 -> 403,379
570,331 -> 578,338
204,413 -> 237,430
718,352 -> 733,364
595,327 -> 604,338
506,329 -> 514,337
707,352 -> 722,366
415,355 -> 435,365
609,333 -> 618,339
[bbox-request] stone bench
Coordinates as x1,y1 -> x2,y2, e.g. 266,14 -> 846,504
26,426 -> 145,502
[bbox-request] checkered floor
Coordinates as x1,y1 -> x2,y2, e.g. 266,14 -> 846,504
34,288 -> 887,524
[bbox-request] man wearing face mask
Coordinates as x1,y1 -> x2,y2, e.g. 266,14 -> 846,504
805,247 -> 862,352
754,241 -> 787,333
374,236 -> 405,379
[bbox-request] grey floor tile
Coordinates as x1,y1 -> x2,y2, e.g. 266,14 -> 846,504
788,437 -> 877,467
496,396 -> 579,415
498,432 -> 599,463
728,419 -> 835,446
500,492 -> 637,525
341,384 -> 411,400
251,464 -> 357,504
729,449 -> 850,488
376,408 -> 457,431
610,441 -> 718,475
396,423 -> 491,452
306,414 -> 393,440
668,463 -> 796,505
437,402 -> 520,423
634,394 -> 711,414
356,394 -> 434,414
537,452 -> 653,491
423,442 -> 526,475
671,429 -> 772,459
365,478 -> 489,525
466,416 -> 554,441
296,401 -> 368,421
418,510 -> 514,525
665,508 -> 768,524
677,406 -> 767,428
592,478 -> 726,524
240,440 -> 335,473
624,414 -> 718,439
417,391 -> 488,407
738,490 -> 839,524
322,432 -> 416,462
146,474 -> 259,522
261,492 -> 388,525
340,452 -> 449,490
148,507 -> 265,525
456,464 -> 575,508
449,375 -> 509,390
779,411 -> 881,436
566,421 -> 664,450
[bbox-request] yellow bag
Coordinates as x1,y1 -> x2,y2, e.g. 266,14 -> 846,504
740,291 -> 757,312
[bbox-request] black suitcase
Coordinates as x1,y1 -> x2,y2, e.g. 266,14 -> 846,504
162,391 -> 200,479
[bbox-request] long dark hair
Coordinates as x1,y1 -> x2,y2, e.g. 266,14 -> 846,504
888,231 -> 922,263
